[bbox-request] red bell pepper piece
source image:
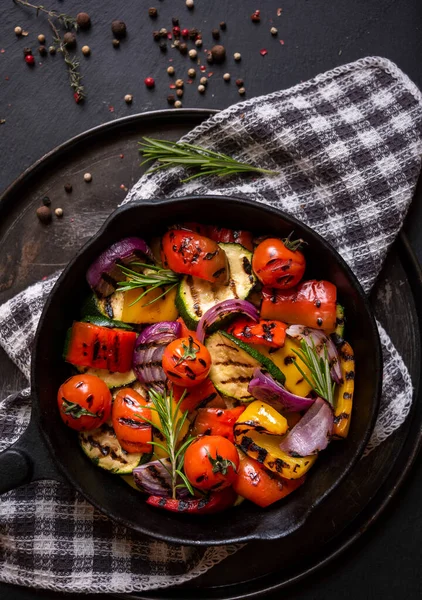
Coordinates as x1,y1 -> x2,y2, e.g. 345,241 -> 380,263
261,280 -> 337,332
227,317 -> 287,348
192,407 -> 246,442
146,486 -> 237,514
173,378 -> 225,413
206,226 -> 254,251
65,322 -> 136,373
176,316 -> 197,340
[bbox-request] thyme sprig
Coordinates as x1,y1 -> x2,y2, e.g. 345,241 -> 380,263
117,262 -> 180,307
48,18 -> 85,101
13,0 -> 78,30
292,339 -> 335,405
139,137 -> 279,182
136,388 -> 195,499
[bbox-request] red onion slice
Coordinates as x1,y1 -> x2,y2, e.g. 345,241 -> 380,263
279,397 -> 334,456
133,459 -> 189,498
87,237 -> 154,298
133,321 -> 181,385
248,368 -> 315,412
196,299 -> 259,343
286,325 -> 343,384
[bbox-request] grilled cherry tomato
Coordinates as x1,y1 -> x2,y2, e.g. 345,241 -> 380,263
184,435 -> 239,491
192,407 -> 246,443
227,317 -> 287,348
261,279 -> 337,332
112,388 -> 152,454
173,378 -> 225,413
162,336 -> 211,387
252,237 -> 306,289
161,230 -> 229,284
57,374 -> 112,431
146,486 -> 237,514
206,226 -> 254,251
233,452 -> 305,507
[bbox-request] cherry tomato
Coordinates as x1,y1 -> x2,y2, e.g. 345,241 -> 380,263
252,237 -> 306,289
162,336 -> 211,387
112,388 -> 152,454
161,230 -> 229,284
184,435 -> 239,491
192,407 -> 246,442
233,452 -> 305,507
57,374 -> 112,431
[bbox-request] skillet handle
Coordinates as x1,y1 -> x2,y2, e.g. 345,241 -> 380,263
0,414 -> 65,494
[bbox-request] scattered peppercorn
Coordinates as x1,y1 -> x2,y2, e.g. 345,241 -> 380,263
37,34 -> 46,43
186,0 -> 194,8
23,47 -> 32,56
199,76 -> 208,85
176,88 -> 184,98
112,39 -> 120,48
251,10 -> 261,22
74,92 -> 82,104
84,173 -> 92,182
172,26 -> 181,37
212,28 -> 220,40
189,28 -> 199,39
220,21 -> 227,30
159,41 -> 167,52
238,87 -> 246,95
206,51 -> 213,64
188,48 -> 197,59
159,28 -> 168,37
153,30 -> 161,41
172,17 -> 180,26
235,78 -> 244,87
63,32 -> 76,48
144,77 -> 155,88
188,68 -> 196,78
211,44 -> 226,63
234,52 -> 241,61
36,206 -> 52,223
14,26 -> 23,36
25,54 -> 35,65
76,12 -> 91,29
82,45 -> 91,56
148,7 -> 158,18
49,45 -> 56,54
38,45 -> 47,56
173,39 -> 180,48
179,42 -> 188,54
42,196 -> 51,206
112,20 -> 127,38
174,100 -> 182,108
223,72 -> 230,81
175,78 -> 184,88
195,38 -> 203,47
167,66 -> 175,75
198,84 -> 205,93
124,94 -> 133,103
55,208 -> 63,218
270,27 -> 278,35
181,28 -> 189,38
167,94 -> 175,105
64,183 -> 72,193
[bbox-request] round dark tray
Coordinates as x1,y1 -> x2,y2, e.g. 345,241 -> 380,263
0,109 -> 421,599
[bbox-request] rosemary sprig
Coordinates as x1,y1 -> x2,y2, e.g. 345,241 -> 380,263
139,137 -> 279,182
292,339 -> 335,405
13,0 -> 78,30
136,388 -> 195,499
48,18 -> 85,101
117,263 -> 180,307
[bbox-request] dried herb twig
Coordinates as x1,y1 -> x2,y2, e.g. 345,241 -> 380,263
13,0 -> 78,30
117,262 -> 180,307
48,18 -> 85,102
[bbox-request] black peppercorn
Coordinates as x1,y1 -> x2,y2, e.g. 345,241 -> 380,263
159,41 -> 167,52
23,47 -> 32,56
211,44 -> 226,63
189,28 -> 198,39
111,20 -> 127,38
63,32 -> 76,48
42,196 -> 51,206
76,12 -> 91,30
148,7 -> 158,18
64,183 -> 73,193
172,17 -> 180,26
179,42 -> 188,54
152,30 -> 160,41
112,38 -> 120,48
167,94 -> 176,105
212,28 -> 220,40
235,78 -> 244,87
220,21 -> 226,30
38,45 -> 47,56
36,206 -> 52,224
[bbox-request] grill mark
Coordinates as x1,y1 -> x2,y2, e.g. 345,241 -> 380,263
118,417 -> 149,429
105,297 -> 114,319
187,275 -> 202,317
216,343 -> 239,352
345,370 -> 355,380
220,376 -> 252,384
146,464 -> 172,493
213,360 -> 255,367
229,278 -> 239,299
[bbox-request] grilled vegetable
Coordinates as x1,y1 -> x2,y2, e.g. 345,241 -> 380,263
146,486 -> 237,514
94,286 -> 178,324
133,458 -> 189,497
173,378 -> 225,413
192,407 -> 245,442
205,331 -> 285,402
184,435 -> 239,491
196,299 -> 259,343
333,341 -> 355,439
228,317 -> 287,348
57,374 -> 112,431
112,388 -> 152,454
149,393 -> 190,460
257,338 -> 313,397
233,451 -> 305,507
279,397 -> 334,456
176,316 -> 197,339
79,421 -> 143,474
206,226 -> 254,251
176,243 -> 256,329
248,368 -> 314,412
333,304 -> 345,340
132,321 -> 181,386
162,336 -> 211,387
252,236 -> 306,289
161,229 -> 229,284
76,366 -> 136,389
81,314 -> 134,331
237,400 -> 289,436
65,322 -> 136,373
261,280 -> 337,332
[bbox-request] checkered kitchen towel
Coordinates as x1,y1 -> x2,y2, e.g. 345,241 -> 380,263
0,57 -> 421,593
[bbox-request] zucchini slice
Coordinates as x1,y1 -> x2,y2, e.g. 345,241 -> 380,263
79,421 -> 142,474
205,331 -> 285,402
176,243 -> 256,329
76,365 -> 136,388
81,314 -> 134,331
94,292 -> 125,321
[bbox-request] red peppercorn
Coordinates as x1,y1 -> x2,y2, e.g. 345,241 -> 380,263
144,77 -> 155,88
25,54 -> 35,65
173,26 -> 181,37
181,28 -> 189,38
73,92 -> 82,103
251,10 -> 261,22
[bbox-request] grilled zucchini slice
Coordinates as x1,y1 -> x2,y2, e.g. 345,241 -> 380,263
76,365 -> 136,389
176,243 -> 256,329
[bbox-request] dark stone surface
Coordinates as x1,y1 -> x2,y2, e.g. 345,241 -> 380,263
1,1 -> 422,598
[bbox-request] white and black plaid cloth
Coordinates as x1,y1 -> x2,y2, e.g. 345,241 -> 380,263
0,57 -> 421,593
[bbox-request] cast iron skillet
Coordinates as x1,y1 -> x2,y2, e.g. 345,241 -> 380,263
0,196 -> 382,546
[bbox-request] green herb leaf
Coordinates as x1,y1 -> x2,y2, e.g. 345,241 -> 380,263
117,263 -> 180,307
61,399 -> 100,419
292,339 -> 335,405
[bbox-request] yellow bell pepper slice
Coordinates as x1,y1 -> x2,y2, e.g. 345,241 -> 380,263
238,401 -> 288,436
257,338 -> 313,397
121,286 -> 178,324
333,341 -> 355,439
